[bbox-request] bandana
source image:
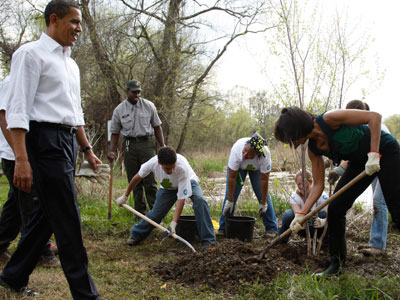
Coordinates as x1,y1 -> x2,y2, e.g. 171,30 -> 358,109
248,132 -> 267,157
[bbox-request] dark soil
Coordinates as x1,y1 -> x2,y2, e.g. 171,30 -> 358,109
153,213 -> 400,294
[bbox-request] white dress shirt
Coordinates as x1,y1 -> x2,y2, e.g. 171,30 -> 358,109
0,76 -> 14,160
6,33 -> 84,131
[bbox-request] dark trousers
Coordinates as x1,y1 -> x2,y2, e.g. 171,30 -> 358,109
0,159 -> 53,257
123,137 -> 157,214
328,141 -> 400,262
0,124 -> 100,300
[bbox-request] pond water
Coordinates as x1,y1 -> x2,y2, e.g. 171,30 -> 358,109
202,170 -> 373,209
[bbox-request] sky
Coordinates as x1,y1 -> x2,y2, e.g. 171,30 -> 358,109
215,0 -> 400,119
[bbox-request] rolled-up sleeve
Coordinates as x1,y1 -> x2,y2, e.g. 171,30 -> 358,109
7,49 -> 41,131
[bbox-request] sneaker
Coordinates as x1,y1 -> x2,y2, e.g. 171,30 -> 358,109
126,236 -> 138,246
0,251 -> 11,263
0,277 -> 39,296
38,256 -> 61,268
361,247 -> 384,256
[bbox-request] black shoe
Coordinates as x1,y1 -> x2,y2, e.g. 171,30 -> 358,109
313,256 -> 345,278
0,277 -> 39,296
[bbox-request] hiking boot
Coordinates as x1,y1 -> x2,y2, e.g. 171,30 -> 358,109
126,236 -> 138,246
216,231 -> 225,237
313,255 -> 345,278
38,256 -> 61,268
361,247 -> 384,256
264,231 -> 277,239
0,277 -> 39,296
0,251 -> 11,263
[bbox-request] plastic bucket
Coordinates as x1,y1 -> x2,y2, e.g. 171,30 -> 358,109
175,215 -> 199,242
225,216 -> 256,242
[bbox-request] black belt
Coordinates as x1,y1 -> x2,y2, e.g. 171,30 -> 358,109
125,135 -> 152,141
30,121 -> 78,134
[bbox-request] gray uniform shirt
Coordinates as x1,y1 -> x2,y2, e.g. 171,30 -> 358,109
110,98 -> 162,137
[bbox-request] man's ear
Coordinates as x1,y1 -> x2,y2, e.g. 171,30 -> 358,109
158,160 -> 161,165
49,13 -> 58,26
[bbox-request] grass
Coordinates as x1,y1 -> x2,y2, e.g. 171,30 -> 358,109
0,154 -> 400,299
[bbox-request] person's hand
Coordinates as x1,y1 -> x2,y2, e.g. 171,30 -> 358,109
168,220 -> 177,236
116,194 -> 128,206
328,165 -> 345,185
313,217 -> 326,228
223,200 -> 234,216
107,151 -> 115,164
365,152 -> 381,175
290,213 -> 305,234
258,203 -> 268,217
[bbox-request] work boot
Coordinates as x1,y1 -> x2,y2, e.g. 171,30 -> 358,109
126,236 -> 138,246
361,247 -> 384,256
0,277 -> 39,296
314,255 -> 345,278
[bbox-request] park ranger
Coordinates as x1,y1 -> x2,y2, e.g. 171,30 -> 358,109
108,80 -> 165,216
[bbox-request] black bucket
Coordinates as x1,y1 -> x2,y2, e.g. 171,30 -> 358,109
225,216 -> 256,242
175,215 -> 199,242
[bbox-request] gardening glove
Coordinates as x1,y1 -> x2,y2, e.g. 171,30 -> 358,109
365,152 -> 381,176
223,200 -> 234,216
313,217 -> 326,228
328,166 -> 345,185
290,213 -> 305,234
94,164 -> 111,184
76,161 -> 111,184
258,203 -> 268,218
168,220 -> 177,236
116,194 -> 128,207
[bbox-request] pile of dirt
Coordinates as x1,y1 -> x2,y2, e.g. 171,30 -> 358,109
153,239 -> 325,293
153,231 -> 400,294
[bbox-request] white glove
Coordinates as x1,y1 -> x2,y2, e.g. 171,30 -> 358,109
116,194 -> 128,206
223,200 -> 234,216
365,152 -> 381,175
258,203 -> 268,217
169,220 -> 177,235
290,213 -> 305,234
313,217 -> 326,228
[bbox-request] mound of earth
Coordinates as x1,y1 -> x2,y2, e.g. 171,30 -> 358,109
153,230 -> 400,294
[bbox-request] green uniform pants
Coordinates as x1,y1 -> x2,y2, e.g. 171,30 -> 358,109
123,138 -> 157,214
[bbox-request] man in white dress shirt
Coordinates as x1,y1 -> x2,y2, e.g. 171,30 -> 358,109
0,1 -> 102,299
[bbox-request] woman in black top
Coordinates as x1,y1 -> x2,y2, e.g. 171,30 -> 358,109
274,106 -> 400,276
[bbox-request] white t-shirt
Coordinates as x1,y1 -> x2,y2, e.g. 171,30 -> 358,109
0,76 -> 15,161
289,191 -> 329,211
227,137 -> 272,173
138,154 -> 199,199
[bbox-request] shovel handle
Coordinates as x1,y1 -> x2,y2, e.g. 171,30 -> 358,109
260,170 -> 367,258
121,203 -> 196,252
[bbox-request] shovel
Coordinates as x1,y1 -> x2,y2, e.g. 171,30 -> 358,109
259,170 -> 367,259
121,203 -> 196,253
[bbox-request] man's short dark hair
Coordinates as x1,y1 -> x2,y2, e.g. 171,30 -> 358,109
158,146 -> 177,165
274,107 -> 314,147
44,0 -> 79,27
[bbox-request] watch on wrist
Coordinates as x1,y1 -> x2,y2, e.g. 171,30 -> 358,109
81,145 -> 92,153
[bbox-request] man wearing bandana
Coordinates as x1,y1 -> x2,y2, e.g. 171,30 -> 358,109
217,132 -> 278,236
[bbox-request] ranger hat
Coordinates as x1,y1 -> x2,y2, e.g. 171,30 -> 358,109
127,80 -> 141,92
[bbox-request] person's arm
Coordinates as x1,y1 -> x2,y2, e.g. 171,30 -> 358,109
227,168 -> 238,202
301,149 -> 325,214
125,173 -> 143,196
260,172 -> 269,205
153,125 -> 165,147
324,109 -> 381,153
10,128 -> 32,192
107,133 -> 120,163
172,199 -> 185,223
291,203 -> 302,214
76,126 -> 101,171
0,110 -> 13,150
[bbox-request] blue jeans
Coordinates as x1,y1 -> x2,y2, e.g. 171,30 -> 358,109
369,178 -> 388,250
130,180 -> 215,247
218,168 -> 278,233
279,209 -> 327,237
